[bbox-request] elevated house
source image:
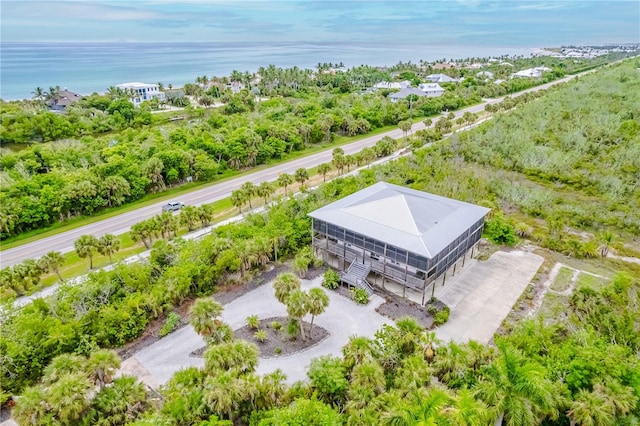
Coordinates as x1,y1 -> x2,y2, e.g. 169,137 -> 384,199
48,88 -> 82,111
388,87 -> 427,103
309,182 -> 490,304
425,73 -> 459,83
418,83 -> 445,97
116,82 -> 166,107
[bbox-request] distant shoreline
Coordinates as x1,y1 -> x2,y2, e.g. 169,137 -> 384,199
0,41 -> 540,101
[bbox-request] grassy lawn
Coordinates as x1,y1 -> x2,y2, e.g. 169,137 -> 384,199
538,292 -> 569,322
550,266 -> 574,292
575,272 -> 607,291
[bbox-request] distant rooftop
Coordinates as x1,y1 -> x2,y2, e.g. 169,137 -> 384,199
308,182 -> 490,258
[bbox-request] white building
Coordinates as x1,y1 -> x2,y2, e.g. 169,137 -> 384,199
116,82 -> 166,107
418,83 -> 445,97
511,66 -> 552,79
373,80 -> 412,90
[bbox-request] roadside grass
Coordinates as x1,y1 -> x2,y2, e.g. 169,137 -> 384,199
550,266 -> 574,292
0,176 -> 324,303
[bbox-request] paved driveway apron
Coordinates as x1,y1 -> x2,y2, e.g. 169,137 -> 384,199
434,250 -> 544,344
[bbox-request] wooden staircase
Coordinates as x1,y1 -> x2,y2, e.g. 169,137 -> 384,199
341,259 -> 374,296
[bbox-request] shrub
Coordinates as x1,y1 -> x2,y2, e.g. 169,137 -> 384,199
254,329 -> 268,343
322,269 -> 340,290
484,213 -> 517,246
287,319 -> 299,339
433,306 -> 451,326
246,315 -> 260,330
351,288 -> 370,305
274,347 -> 282,355
159,312 -> 181,337
270,321 -> 282,331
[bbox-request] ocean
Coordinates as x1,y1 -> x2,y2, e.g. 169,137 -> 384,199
0,42 -> 535,101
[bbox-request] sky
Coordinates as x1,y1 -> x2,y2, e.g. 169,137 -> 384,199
1,0 -> 639,46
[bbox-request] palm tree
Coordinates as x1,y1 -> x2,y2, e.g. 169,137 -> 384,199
37,250 -> 65,281
180,205 -> 200,231
157,211 -> 177,238
241,181 -> 257,209
350,360 -> 385,393
294,167 -> 309,189
189,297 -> 224,338
286,289 -> 310,340
198,204 -> 216,227
87,349 -> 121,390
446,388 -> 490,426
42,353 -> 86,384
272,272 -> 301,304
596,230 -> 615,258
97,234 -> 120,263
307,287 -> 330,334
474,343 -> 560,426
382,386 -> 454,426
12,385 -> 49,425
343,336 -> 375,371
47,372 -> 92,424
256,181 -> 275,204
277,173 -> 294,196
75,234 -> 100,269
230,189 -> 247,213
317,163 -> 332,182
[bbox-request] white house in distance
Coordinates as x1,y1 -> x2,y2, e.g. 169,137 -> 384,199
425,73 -> 459,83
511,66 -> 552,79
418,83 -> 445,97
116,82 -> 166,107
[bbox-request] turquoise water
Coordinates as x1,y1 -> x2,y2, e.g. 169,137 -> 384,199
1,42 -> 533,100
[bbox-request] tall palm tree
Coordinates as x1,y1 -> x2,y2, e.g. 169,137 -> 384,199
75,234 -> 100,269
294,167 -> 309,189
241,181 -> 257,209
307,287 -> 329,334
189,297 -> 224,338
179,205 -> 200,231
197,204 -> 216,227
97,234 -> 121,263
256,181 -> 275,204
272,272 -> 301,304
277,173 -> 294,196
317,162 -> 332,182
37,250 -> 65,282
286,289 -> 310,340
230,189 -> 247,213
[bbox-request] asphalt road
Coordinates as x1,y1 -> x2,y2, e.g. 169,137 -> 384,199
0,73 -> 580,267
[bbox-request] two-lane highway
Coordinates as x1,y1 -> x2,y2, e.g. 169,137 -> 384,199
0,72 -> 583,267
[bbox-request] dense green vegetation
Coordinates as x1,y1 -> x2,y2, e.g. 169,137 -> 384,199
1,51 -> 633,240
2,55 -> 640,424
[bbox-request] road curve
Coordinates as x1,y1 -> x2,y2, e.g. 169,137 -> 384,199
0,73 -> 580,266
